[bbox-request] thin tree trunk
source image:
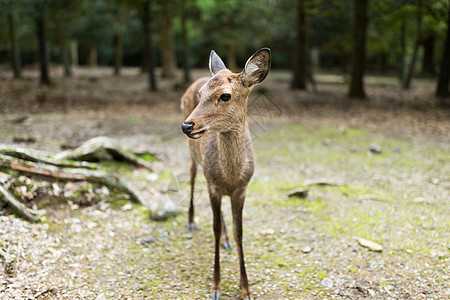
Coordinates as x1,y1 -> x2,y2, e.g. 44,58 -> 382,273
181,0 -> 191,83
71,40 -> 78,67
349,0 -> 369,99
56,19 -> 71,77
89,44 -> 97,67
160,0 -> 177,78
7,12 -> 22,79
421,34 -> 435,76
35,10 -> 50,86
226,43 -> 237,72
114,2 -> 125,76
291,0 -> 307,90
399,14 -> 406,82
403,0 -> 423,90
436,5 -> 450,101
141,0 -> 157,91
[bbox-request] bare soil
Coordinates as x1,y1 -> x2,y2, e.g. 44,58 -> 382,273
0,68 -> 449,299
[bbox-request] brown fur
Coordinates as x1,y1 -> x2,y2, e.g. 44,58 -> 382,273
181,48 -> 270,300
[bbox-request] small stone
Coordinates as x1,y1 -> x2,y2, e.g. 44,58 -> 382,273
121,203 -> 133,211
430,178 -> 440,184
302,246 -> 312,253
369,143 -> 382,154
142,237 -> 154,244
149,199 -> 181,221
288,188 -> 309,199
430,249 -> 437,257
394,146 -> 401,152
260,228 -> 275,235
146,173 -> 159,182
321,277 -> 334,288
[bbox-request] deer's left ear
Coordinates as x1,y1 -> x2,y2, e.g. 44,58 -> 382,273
209,50 -> 227,76
240,48 -> 271,87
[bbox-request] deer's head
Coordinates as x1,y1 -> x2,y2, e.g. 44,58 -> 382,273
182,48 -> 271,139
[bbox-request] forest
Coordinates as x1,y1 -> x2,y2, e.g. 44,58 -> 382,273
0,0 -> 449,299
0,0 -> 449,101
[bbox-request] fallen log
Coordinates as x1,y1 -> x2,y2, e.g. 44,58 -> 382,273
0,145 -> 97,169
54,136 -> 153,170
0,153 -> 143,205
0,182 -> 38,223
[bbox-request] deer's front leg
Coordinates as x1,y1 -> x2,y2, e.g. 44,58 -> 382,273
231,189 -> 252,300
209,187 -> 222,300
187,160 -> 197,231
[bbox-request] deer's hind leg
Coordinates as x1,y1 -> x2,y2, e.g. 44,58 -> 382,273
221,211 -> 232,251
187,159 -> 197,231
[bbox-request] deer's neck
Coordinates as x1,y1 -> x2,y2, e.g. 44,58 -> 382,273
217,128 -> 247,181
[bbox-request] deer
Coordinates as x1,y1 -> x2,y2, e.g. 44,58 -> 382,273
181,48 -> 271,300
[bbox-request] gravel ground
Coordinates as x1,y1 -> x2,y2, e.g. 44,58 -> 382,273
0,70 -> 449,299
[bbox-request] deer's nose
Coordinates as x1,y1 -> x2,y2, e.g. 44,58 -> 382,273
181,122 -> 195,135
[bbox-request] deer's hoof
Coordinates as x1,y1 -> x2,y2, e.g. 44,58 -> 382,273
222,241 -> 232,251
241,297 -> 253,300
211,291 -> 221,300
187,223 -> 197,232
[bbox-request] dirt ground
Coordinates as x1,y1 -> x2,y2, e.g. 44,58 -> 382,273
0,67 -> 449,299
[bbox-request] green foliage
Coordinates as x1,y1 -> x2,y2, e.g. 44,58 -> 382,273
0,0 -> 448,72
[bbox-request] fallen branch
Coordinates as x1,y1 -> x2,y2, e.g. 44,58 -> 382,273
0,145 -> 97,169
0,182 -> 38,223
54,136 -> 153,170
0,153 -> 143,205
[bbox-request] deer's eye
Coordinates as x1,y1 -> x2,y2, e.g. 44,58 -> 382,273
219,93 -> 231,102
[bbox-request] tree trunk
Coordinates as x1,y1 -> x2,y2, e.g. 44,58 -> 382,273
181,0 -> 191,83
141,0 -> 157,91
349,0 -> 369,99
291,0 -> 307,90
421,34 -> 435,76
89,44 -> 98,67
436,5 -> 450,101
403,0 -> 423,90
114,2 -> 126,76
160,0 -> 177,78
56,19 -> 72,77
7,12 -> 22,79
226,43 -> 237,72
399,14 -> 406,82
35,11 -> 50,86
71,40 -> 78,67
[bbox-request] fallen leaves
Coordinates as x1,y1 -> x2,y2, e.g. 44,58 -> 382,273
355,237 -> 383,252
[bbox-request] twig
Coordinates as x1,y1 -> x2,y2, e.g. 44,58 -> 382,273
0,182 -> 38,223
0,153 -> 143,205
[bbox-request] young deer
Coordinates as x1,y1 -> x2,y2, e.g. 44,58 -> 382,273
181,48 -> 270,300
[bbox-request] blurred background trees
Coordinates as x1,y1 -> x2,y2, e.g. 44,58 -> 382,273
0,0 -> 448,101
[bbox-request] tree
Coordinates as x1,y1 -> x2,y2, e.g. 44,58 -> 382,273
403,0 -> 423,89
436,4 -> 450,101
1,0 -> 23,78
180,0 -> 191,84
7,11 -> 22,78
291,0 -> 308,90
349,0 -> 369,99
113,0 -> 126,75
140,0 -> 157,91
160,0 -> 177,78
35,0 -> 50,86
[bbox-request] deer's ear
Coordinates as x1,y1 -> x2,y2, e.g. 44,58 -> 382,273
240,48 -> 271,87
209,50 -> 227,76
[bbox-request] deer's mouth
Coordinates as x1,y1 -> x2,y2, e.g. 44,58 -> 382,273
188,129 -> 206,139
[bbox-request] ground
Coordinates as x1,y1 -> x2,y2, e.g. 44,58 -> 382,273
0,67 -> 449,299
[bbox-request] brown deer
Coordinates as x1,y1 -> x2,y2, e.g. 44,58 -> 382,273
181,48 -> 270,300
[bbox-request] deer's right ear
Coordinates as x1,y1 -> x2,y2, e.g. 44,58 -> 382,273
209,50 -> 227,76
240,48 -> 271,87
